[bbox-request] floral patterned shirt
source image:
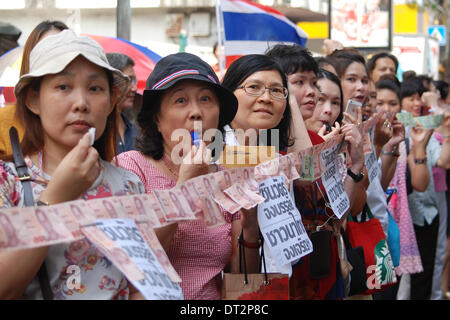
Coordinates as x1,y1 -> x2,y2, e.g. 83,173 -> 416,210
0,157 -> 145,299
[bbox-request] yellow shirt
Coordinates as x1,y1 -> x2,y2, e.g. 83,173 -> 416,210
0,104 -> 24,156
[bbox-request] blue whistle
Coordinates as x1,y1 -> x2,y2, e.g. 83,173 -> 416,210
191,131 -> 200,147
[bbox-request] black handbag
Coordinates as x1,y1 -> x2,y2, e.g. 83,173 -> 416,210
341,228 -> 367,296
308,184 -> 332,279
9,126 -> 54,300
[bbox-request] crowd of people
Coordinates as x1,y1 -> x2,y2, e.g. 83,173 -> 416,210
0,20 -> 449,300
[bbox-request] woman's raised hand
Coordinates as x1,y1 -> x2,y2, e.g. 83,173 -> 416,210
40,132 -> 100,204
373,115 -> 393,148
341,124 -> 364,171
409,122 -> 434,150
387,120 -> 406,147
177,140 -> 213,184
317,121 -> 341,141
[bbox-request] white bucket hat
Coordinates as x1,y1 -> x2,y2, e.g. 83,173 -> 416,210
14,29 -> 129,97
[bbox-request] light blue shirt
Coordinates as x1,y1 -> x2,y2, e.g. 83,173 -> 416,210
365,157 -> 389,237
408,135 -> 441,226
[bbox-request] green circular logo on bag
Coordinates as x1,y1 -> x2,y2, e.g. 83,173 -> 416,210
374,239 -> 397,285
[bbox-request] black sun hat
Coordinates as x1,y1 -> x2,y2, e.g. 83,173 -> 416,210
142,52 -> 238,128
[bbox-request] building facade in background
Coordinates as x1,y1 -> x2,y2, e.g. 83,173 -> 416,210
0,0 -> 448,80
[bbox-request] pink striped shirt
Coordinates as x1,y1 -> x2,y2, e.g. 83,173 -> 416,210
116,151 -> 239,300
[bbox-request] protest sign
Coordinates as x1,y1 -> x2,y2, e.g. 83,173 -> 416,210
320,143 -> 350,219
83,219 -> 183,300
257,176 -> 312,266
364,126 -> 380,184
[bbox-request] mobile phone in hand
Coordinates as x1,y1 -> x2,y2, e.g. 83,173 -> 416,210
344,99 -> 362,122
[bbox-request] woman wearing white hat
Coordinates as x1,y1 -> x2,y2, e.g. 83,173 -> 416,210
0,30 -> 145,299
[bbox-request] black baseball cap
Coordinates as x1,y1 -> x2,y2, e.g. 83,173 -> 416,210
142,52 -> 238,128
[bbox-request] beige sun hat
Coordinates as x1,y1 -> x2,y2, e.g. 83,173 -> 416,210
14,29 -> 130,97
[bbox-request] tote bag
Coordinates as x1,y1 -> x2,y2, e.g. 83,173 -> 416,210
222,231 -> 289,300
346,204 -> 397,295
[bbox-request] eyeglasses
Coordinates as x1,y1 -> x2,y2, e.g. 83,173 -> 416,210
129,76 -> 137,86
237,82 -> 288,100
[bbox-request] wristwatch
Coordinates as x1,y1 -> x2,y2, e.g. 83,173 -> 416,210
36,200 -> 50,206
347,167 -> 364,182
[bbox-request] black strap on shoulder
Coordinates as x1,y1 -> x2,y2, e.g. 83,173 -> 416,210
9,127 -> 34,206
9,127 -> 54,300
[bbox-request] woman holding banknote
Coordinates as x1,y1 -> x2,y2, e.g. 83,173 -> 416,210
395,80 -> 450,300
289,68 -> 366,300
116,52 -> 261,300
0,30 -> 146,299
370,78 -> 431,300
220,54 -> 294,274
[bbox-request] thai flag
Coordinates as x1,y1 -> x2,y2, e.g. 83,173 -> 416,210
220,0 -> 308,67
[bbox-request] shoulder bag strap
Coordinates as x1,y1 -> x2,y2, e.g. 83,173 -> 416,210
9,127 -> 54,300
239,229 -> 268,286
9,127 -> 34,206
259,231 -> 269,285
238,230 -> 249,285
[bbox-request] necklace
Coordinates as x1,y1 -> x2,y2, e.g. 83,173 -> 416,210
34,150 -> 50,184
38,150 -> 44,172
162,154 -> 179,179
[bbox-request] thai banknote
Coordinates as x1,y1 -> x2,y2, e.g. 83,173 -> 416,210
396,112 -> 415,127
0,206 -> 74,251
65,200 -> 97,226
254,158 -> 281,183
51,203 -> 86,240
224,182 -> 265,210
165,188 -> 197,221
153,190 -> 180,222
34,206 -> 76,244
213,168 -> 238,191
190,177 -> 227,228
202,174 -> 241,214
129,194 -> 160,226
232,168 -> 253,191
141,193 -> 169,227
279,153 -> 300,182
85,198 -> 115,219
414,114 -> 444,129
295,147 -> 314,181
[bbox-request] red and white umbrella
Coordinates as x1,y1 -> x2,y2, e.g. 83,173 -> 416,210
0,35 -> 162,104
